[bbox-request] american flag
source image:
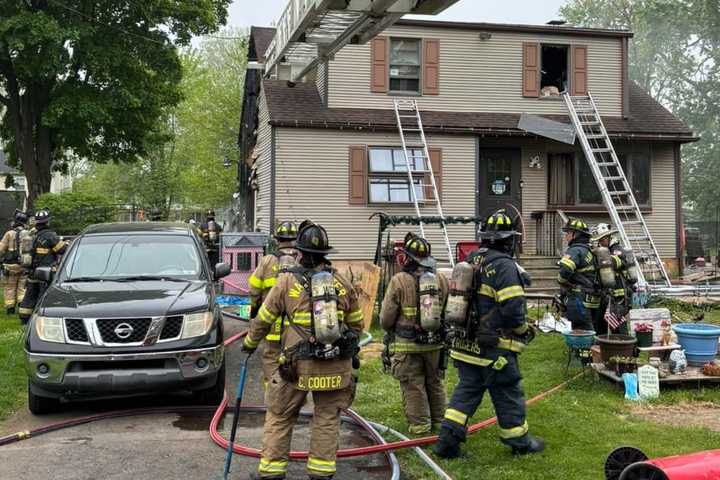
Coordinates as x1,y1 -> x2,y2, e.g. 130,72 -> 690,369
604,308 -> 626,331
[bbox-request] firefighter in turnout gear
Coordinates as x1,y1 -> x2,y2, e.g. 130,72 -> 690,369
380,235 -> 449,434
18,210 -> 67,324
200,209 -> 223,267
242,223 -> 364,480
557,218 -> 600,331
434,211 -> 544,459
592,223 -> 638,334
0,211 -> 29,314
248,221 -> 300,384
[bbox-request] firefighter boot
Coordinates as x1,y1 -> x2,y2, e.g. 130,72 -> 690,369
6,307 -> 15,315
249,474 -> 285,480
309,476 -> 333,480
432,427 -> 468,459
511,434 -> 545,456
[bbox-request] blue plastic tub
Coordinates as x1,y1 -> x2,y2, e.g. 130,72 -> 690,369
563,330 -> 596,349
673,323 -> 720,366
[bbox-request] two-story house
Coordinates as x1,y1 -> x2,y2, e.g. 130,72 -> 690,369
238,20 -> 696,276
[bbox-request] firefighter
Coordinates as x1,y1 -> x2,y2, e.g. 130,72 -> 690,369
593,223 -> 638,334
18,209 -> 67,324
242,223 -> 364,480
557,218 -> 599,331
248,221 -> 299,385
434,211 -> 544,459
0,211 -> 29,314
380,235 -> 448,434
200,209 -> 223,267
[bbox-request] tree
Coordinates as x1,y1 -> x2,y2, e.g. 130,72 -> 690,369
560,0 -> 720,219
0,0 -> 231,208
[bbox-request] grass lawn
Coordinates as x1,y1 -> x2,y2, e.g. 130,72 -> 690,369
0,297 -> 27,421
354,322 -> 720,479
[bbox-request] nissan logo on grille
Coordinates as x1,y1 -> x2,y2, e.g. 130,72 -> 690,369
114,323 -> 135,339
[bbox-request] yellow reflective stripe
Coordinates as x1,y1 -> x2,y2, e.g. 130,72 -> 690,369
293,311 -> 311,326
557,276 -> 568,284
409,423 -> 432,434
559,257 -> 576,270
265,334 -> 281,342
444,408 -> 468,426
583,301 -> 600,308
52,241 -> 66,252
263,277 -> 277,289
578,265 -> 595,272
478,284 -> 496,299
307,457 -> 336,474
402,306 -> 417,317
347,309 -> 364,324
613,288 -> 626,297
258,305 -> 278,325
391,342 -> 444,353
244,336 -> 259,348
496,285 -> 524,303
498,421 -> 529,439
513,323 -> 529,335
449,350 -> 494,367
248,275 -> 263,289
259,458 -> 288,474
18,307 -> 33,315
35,248 -> 50,254
497,337 -> 526,353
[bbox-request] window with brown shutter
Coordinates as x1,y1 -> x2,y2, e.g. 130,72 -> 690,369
370,37 -> 389,93
425,148 -> 442,200
522,43 -> 540,97
571,45 -> 588,96
349,146 -> 368,205
423,39 -> 440,95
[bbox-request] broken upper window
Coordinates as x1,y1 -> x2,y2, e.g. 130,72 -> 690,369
390,38 -> 421,93
540,45 -> 569,96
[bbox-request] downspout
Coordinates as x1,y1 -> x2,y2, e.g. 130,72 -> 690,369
270,126 -> 276,231
674,143 -> 683,276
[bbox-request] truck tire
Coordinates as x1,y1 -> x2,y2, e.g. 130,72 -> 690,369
192,362 -> 226,405
28,382 -> 60,415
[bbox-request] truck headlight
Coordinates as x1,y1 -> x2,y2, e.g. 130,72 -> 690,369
181,311 -> 214,339
34,315 -> 65,343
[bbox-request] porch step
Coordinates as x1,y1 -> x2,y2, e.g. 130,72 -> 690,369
518,256 -> 559,269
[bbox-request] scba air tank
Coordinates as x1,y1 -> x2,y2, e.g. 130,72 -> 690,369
418,271 -> 442,332
311,271 -> 341,344
445,262 -> 473,326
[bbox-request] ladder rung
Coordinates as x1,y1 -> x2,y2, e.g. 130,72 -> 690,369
616,206 -> 635,211
592,148 -> 612,153
597,162 -> 617,167
581,121 -> 600,126
610,190 -> 629,195
627,236 -> 650,242
586,134 -> 606,139
621,220 -> 643,226
604,176 -> 624,181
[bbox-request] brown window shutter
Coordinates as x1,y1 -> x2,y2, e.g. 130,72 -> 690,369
425,148 -> 442,201
349,146 -> 368,205
522,43 -> 540,98
422,39 -> 440,95
370,37 -> 388,93
571,45 -> 588,96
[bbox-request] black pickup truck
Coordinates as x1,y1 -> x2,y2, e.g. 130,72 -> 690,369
25,222 -> 231,414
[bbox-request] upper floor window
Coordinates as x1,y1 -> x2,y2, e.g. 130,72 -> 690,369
368,147 -> 425,203
389,38 -> 421,93
540,45 -> 569,96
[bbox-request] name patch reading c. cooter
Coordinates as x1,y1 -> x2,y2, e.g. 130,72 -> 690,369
297,375 -> 343,391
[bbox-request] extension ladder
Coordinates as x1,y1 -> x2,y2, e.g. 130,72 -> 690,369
563,92 -> 671,287
393,98 -> 455,267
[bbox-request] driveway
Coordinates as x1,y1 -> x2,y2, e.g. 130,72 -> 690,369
0,317 -> 393,480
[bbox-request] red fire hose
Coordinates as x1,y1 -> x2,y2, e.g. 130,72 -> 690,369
606,446 -> 720,480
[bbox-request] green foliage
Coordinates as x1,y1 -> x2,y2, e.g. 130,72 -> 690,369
560,0 -> 720,220
0,299 -> 26,421
0,0 -> 232,204
35,191 -> 114,235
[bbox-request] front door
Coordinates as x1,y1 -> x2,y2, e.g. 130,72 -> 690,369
478,147 -> 522,219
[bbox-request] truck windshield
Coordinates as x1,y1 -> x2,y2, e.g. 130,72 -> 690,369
61,234 -> 203,281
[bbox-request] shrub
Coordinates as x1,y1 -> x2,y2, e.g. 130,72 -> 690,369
35,192 -> 115,235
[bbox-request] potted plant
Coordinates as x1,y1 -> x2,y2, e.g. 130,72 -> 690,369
634,323 -> 654,348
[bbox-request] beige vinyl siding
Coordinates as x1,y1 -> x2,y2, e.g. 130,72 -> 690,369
328,25 -> 622,116
274,129 -> 477,262
255,89 -> 273,233
518,140 -> 677,259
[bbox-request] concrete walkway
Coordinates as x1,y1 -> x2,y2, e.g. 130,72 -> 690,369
0,317 -> 392,480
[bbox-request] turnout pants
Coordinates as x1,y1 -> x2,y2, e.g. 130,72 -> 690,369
19,279 -> 47,324
2,269 -> 27,309
565,292 -> 596,331
262,340 -> 281,386
438,355 -> 532,451
259,372 -> 353,478
391,351 -> 446,433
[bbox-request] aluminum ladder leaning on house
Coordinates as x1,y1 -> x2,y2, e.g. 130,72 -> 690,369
562,92 -> 671,288
393,98 -> 455,268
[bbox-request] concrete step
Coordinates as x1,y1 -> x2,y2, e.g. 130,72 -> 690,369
519,255 -> 559,268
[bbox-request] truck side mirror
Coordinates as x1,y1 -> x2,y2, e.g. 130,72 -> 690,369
34,267 -> 54,283
214,262 -> 231,280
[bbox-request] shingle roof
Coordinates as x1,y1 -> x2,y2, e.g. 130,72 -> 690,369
396,19 -> 633,38
262,80 -> 696,142
249,27 -> 276,62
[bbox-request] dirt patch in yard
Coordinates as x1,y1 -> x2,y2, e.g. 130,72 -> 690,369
630,401 -> 720,432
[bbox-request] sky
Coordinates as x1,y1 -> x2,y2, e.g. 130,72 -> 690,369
227,0 -> 571,30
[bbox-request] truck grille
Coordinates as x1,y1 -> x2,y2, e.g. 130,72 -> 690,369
65,318 -> 88,342
96,318 -> 152,344
160,316 -> 183,340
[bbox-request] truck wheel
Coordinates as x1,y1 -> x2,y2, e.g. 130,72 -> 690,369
28,382 -> 61,415
193,362 -> 226,405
